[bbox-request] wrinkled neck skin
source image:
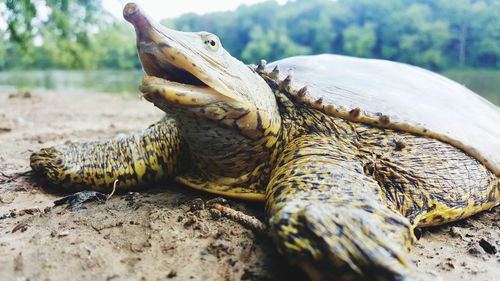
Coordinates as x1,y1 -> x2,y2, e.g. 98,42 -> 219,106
165,102 -> 281,192
169,71 -> 347,194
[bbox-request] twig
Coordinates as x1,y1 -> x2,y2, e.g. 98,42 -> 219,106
211,203 -> 267,234
107,179 -> 119,200
0,170 -> 32,185
206,197 -> 228,206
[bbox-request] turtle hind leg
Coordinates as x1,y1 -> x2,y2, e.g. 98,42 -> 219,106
357,126 -> 499,227
266,135 -> 436,280
30,117 -> 185,192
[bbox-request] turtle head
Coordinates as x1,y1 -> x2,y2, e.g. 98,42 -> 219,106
124,3 -> 280,139
124,3 -> 281,194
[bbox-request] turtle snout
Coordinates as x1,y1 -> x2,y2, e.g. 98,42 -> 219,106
123,3 -> 153,32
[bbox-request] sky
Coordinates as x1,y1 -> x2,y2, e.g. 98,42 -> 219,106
102,0 -> 290,21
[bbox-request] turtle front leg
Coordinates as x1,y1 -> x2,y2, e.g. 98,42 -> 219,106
266,135 -> 434,281
30,115 -> 186,192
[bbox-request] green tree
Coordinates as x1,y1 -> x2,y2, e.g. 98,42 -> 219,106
431,0 -> 500,67
342,23 -> 376,57
3,0 -> 108,69
4,0 -> 37,49
94,23 -> 140,69
396,4 -> 452,69
2,0 -> 500,70
241,25 -> 311,63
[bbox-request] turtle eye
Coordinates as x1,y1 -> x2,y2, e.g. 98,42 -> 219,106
203,34 -> 221,51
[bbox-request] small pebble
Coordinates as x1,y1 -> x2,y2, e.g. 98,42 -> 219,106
448,227 -> 462,239
467,245 -> 482,257
167,270 -> 177,278
188,198 -> 204,212
478,238 -> 497,254
209,208 -> 221,220
57,231 -> 69,237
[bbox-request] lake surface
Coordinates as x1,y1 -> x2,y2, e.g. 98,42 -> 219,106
0,69 -> 499,106
0,70 -> 144,96
441,69 -> 500,106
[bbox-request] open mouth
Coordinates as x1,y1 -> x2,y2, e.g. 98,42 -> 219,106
124,2 -> 235,109
139,50 -> 207,88
137,42 -> 228,108
124,2 -> 218,102
136,37 -> 222,106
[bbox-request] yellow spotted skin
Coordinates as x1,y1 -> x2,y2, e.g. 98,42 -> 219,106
357,126 -> 498,227
262,74 -> 498,280
167,106 -> 279,201
267,134 -> 417,280
30,116 -> 186,191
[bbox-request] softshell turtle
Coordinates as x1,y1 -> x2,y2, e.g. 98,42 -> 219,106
30,3 -> 499,280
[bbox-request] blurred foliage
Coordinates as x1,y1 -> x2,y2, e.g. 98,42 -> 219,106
1,0 -> 499,70
167,0 -> 500,69
1,0 -> 139,70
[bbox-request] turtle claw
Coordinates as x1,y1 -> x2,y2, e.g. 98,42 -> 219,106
53,191 -> 108,211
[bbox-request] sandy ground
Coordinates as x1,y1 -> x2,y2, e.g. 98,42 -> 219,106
0,91 -> 498,281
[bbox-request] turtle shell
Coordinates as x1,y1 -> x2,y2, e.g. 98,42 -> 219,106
267,54 -> 500,175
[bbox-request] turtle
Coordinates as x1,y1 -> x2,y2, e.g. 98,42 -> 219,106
29,3 -> 499,281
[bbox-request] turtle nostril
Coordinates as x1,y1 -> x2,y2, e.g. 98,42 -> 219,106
123,3 -> 138,19
123,2 -> 153,32
123,3 -> 139,20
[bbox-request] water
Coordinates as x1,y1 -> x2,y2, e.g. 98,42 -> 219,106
0,69 -> 499,106
441,69 -> 500,106
0,70 -> 144,95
